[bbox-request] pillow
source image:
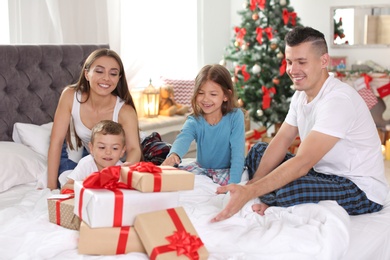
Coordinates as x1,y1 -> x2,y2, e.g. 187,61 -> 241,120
0,142 -> 47,192
12,122 -> 53,158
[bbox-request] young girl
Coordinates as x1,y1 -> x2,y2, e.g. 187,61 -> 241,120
162,64 -> 245,185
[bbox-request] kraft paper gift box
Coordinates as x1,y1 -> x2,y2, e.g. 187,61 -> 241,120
134,207 -> 209,260
78,221 -> 145,255
47,194 -> 81,230
74,181 -> 179,228
120,163 -> 194,192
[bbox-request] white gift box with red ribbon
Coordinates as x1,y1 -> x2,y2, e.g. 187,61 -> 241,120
74,181 -> 179,228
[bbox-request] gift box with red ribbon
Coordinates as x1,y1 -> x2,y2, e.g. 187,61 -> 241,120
47,194 -> 80,230
78,221 -> 145,255
120,162 -> 194,192
74,166 -> 179,228
134,207 -> 209,260
245,127 -> 267,155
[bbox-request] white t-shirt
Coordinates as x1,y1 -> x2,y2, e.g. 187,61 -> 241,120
285,74 -> 389,205
67,154 -> 122,181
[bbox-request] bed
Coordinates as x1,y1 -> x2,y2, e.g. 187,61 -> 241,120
0,44 -> 390,260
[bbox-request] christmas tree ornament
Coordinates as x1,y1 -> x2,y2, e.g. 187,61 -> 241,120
219,59 -> 226,66
232,76 -> 237,83
270,43 -> 278,50
280,0 -> 287,6
252,13 -> 259,20
272,78 -> 280,85
277,52 -> 284,59
256,109 -> 263,117
234,41 -> 240,47
238,98 -> 244,107
241,43 -> 249,51
251,64 -> 261,74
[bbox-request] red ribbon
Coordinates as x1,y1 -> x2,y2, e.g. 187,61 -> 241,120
116,226 -> 130,254
125,162 -> 162,192
234,27 -> 246,46
250,0 -> 266,11
262,86 -> 276,110
282,9 -> 297,26
362,73 -> 373,89
235,65 -> 250,82
150,208 -> 204,260
256,28 -> 263,44
264,27 -> 273,40
79,166 -> 129,227
279,59 -> 287,76
55,194 -> 74,225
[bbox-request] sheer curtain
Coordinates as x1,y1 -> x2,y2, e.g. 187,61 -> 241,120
7,0 -> 198,90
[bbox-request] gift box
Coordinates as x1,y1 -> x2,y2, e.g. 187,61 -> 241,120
245,127 -> 267,155
74,181 -> 179,228
134,207 -> 209,260
120,163 -> 194,192
47,194 -> 81,230
78,221 -> 145,255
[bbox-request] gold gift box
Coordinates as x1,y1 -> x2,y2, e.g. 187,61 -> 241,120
134,207 -> 209,260
78,221 -> 146,255
47,197 -> 80,230
120,165 -> 194,192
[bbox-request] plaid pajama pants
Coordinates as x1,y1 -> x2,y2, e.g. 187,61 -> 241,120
245,142 -> 383,215
180,161 -> 230,186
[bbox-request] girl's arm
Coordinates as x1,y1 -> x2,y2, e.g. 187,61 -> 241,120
47,87 -> 74,190
118,104 -> 142,164
228,109 -> 246,184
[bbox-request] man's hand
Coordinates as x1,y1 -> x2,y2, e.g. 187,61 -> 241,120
211,184 -> 252,222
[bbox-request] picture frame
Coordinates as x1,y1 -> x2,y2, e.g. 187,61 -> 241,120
329,56 -> 347,71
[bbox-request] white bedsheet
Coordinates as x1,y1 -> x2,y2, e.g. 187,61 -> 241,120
0,176 -> 389,260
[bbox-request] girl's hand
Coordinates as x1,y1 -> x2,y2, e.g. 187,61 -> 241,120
161,153 -> 180,166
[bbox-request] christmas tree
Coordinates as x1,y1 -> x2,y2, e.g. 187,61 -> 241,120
221,0 -> 303,128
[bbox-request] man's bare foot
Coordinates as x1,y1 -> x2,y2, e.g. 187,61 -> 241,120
251,203 -> 269,216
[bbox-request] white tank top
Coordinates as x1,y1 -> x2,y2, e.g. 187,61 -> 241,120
71,91 -> 125,152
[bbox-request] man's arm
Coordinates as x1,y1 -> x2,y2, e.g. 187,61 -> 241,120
212,130 -> 339,222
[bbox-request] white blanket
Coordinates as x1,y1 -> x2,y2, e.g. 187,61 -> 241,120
0,176 -> 351,260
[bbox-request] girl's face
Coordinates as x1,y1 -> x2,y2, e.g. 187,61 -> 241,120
85,56 -> 121,96
196,80 -> 227,117
88,133 -> 125,171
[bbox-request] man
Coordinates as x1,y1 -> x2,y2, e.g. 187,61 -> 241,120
212,26 -> 389,222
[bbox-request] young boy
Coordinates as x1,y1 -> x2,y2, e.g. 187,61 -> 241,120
61,120 -> 126,192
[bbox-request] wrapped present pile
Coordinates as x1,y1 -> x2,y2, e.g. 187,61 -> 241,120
48,162 -> 208,257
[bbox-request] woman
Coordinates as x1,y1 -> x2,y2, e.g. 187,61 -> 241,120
47,49 -> 141,190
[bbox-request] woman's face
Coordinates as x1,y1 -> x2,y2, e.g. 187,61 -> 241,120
84,56 -> 121,96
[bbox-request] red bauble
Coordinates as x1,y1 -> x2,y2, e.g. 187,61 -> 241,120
272,78 -> 280,85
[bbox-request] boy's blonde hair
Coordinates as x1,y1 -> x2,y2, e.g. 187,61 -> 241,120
90,120 -> 125,145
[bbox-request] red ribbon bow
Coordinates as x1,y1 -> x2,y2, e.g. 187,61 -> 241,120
279,59 -> 287,76
256,28 -> 263,44
83,166 -> 128,190
235,65 -> 250,82
150,208 -> 204,260
250,0 -> 266,11
264,27 -> 273,40
262,86 -> 276,110
125,162 -> 162,192
234,27 -> 247,46
282,9 -> 297,26
362,73 -> 373,89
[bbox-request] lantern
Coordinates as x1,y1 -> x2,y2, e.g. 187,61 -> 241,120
143,79 -> 160,118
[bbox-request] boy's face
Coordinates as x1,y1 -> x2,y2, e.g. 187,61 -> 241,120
88,133 -> 126,171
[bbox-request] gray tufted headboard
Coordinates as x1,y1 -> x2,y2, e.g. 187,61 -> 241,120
0,44 -> 109,141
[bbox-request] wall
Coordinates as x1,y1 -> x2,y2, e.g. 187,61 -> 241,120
228,0 -> 390,70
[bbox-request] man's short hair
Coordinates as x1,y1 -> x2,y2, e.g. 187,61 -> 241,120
285,26 -> 328,55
